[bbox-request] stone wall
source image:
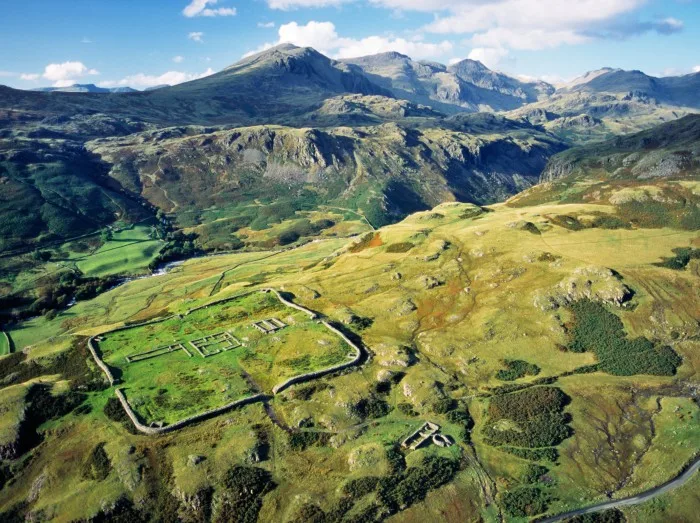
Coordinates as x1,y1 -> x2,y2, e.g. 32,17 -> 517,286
115,389 -> 267,435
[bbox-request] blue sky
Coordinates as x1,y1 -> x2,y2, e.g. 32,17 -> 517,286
1,0 -> 698,89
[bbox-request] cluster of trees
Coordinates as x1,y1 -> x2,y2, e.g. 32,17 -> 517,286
496,359 -> 541,381
446,405 -> 474,442
568,299 -> 681,376
148,231 -> 199,271
352,396 -> 392,420
484,387 -> 571,449
655,247 -> 700,270
502,464 -> 555,517
215,465 -> 276,523
81,442 -> 111,481
0,271 -> 119,322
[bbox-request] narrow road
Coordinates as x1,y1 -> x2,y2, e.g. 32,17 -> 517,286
538,455 -> 700,522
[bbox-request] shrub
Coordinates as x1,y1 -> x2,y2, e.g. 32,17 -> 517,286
501,447 -> 559,462
590,214 -> 631,230
397,402 -> 418,417
343,476 -> 380,498
215,465 -> 276,523
82,442 -> 111,481
432,397 -> 456,414
496,359 -> 541,381
353,397 -> 392,420
502,486 -> 551,517
549,214 -> 586,231
522,464 -> 549,484
287,430 -> 329,451
376,456 -> 459,513
386,242 -> 414,253
484,387 -> 571,449
654,247 -> 700,270
566,508 -> 626,522
446,406 -> 474,442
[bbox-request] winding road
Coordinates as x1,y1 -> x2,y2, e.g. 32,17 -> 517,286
538,455 -> 700,522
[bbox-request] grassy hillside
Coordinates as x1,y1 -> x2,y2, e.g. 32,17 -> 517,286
509,115 -> 700,233
0,190 -> 697,521
89,118 -> 565,250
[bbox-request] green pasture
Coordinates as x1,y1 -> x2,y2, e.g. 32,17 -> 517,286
98,291 -> 351,423
70,225 -> 163,277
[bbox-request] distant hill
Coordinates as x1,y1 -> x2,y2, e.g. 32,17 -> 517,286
88,115 -> 565,247
341,52 -> 553,113
0,44 -> 392,126
540,113 -> 700,182
509,115 -> 700,231
32,83 -> 137,93
561,68 -> 700,108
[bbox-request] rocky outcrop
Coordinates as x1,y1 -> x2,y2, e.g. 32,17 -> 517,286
534,266 -> 632,311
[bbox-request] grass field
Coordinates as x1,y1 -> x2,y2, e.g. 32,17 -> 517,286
98,291 -> 351,424
69,225 -> 163,277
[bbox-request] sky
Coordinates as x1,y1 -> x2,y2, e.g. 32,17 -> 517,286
0,0 -> 698,90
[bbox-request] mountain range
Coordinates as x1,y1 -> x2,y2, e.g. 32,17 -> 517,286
32,84 -> 137,94
1,43 -> 698,255
4,44 -> 698,126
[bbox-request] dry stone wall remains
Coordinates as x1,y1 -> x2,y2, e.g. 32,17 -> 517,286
88,288 -> 367,434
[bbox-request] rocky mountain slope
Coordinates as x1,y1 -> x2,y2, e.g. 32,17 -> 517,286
341,52 -> 552,113
0,45 -> 391,126
88,115 -> 565,245
32,84 -> 137,94
509,115 -> 700,232
564,68 -> 700,108
540,114 -> 700,183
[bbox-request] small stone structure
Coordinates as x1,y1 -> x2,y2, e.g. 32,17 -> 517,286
188,331 -> 241,357
125,343 -> 192,363
252,318 -> 286,334
401,422 -> 454,450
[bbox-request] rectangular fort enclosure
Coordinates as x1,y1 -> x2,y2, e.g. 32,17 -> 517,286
96,291 -> 352,425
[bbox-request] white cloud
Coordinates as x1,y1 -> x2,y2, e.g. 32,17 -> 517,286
246,20 -> 453,60
0,71 -> 17,78
173,55 -> 185,63
98,68 -> 215,89
467,47 -> 510,69
694,66 -> 700,73
42,61 -> 99,87
258,21 -> 276,28
267,0 -> 352,9
183,0 -> 236,17
188,32 -> 205,42
20,73 -> 41,81
81,37 -> 93,44
370,0 -> 680,55
471,27 -> 589,51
